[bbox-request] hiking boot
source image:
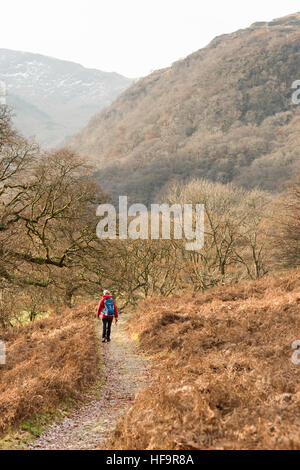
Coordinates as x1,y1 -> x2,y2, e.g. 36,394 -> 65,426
102,338 -> 106,343
106,338 -> 111,343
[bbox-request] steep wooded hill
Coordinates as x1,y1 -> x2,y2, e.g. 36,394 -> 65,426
69,13 -> 300,205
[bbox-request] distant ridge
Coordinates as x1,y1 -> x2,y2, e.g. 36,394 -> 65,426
0,49 -> 133,147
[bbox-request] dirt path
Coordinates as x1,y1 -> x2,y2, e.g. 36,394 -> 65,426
28,314 -> 150,450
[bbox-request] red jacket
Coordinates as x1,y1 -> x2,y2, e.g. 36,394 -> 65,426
97,295 -> 118,319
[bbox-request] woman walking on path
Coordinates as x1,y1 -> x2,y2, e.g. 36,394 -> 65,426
97,290 -> 118,343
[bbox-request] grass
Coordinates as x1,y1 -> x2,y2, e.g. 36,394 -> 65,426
0,398 -> 76,450
9,310 -> 51,328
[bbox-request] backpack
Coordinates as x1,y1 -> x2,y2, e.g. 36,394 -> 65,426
103,297 -> 115,316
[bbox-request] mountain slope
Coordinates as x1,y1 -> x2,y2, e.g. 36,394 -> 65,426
0,49 -> 133,147
69,13 -> 300,206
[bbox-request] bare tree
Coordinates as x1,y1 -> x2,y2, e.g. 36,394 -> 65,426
273,173 -> 300,268
165,179 -> 272,289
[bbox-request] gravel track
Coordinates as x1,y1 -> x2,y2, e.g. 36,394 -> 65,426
28,314 -> 150,450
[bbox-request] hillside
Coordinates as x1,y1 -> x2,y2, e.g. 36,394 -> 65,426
69,13 -> 300,206
0,49 -> 132,147
111,269 -> 300,450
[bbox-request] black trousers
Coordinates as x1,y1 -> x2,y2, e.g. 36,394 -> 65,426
102,317 -> 113,339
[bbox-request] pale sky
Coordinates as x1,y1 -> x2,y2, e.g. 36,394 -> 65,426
0,0 -> 299,77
